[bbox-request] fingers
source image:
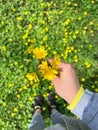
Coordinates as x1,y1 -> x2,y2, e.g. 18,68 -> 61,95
48,58 -> 64,68
48,58 -> 70,67
47,58 -> 54,64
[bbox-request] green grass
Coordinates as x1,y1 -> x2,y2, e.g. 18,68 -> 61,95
0,0 -> 98,129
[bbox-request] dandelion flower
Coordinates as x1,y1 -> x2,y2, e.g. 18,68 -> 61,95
51,56 -> 61,69
39,58 -> 61,80
33,46 -> 47,59
39,67 -> 58,80
26,73 -> 39,82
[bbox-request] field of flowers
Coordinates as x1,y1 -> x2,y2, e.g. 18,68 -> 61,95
0,0 -> 98,129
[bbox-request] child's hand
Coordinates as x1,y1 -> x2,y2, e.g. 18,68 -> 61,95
49,59 -> 80,104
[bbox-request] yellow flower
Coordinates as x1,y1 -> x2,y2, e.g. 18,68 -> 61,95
74,50 -> 77,53
16,16 -> 23,21
34,92 -> 37,96
95,88 -> 98,92
8,38 -> 13,42
15,61 -> 18,65
45,11 -> 49,15
78,17 -> 82,21
43,93 -> 47,98
48,3 -> 51,7
16,94 -> 20,98
42,107 -> 46,111
74,59 -> 78,62
40,68 -> 58,80
54,3 -> 56,6
10,63 -> 13,67
11,113 -> 15,117
39,61 -> 49,70
55,95 -> 58,99
24,11 -> 28,15
85,62 -> 91,68
18,88 -> 23,92
73,35 -> 76,39
74,55 -> 78,59
41,20 -> 45,24
71,47 -> 74,51
29,97 -> 33,101
23,85 -> 28,89
28,24 -> 32,30
84,26 -> 87,30
39,59 -> 60,80
89,45 -> 93,49
12,8 -> 16,12
33,46 -> 48,59
25,44 -> 33,54
60,10 -> 63,14
91,85 -> 95,89
74,3 -> 78,6
1,21 -> 4,25
40,3 -> 44,7
8,83 -> 13,88
44,27 -> 49,32
84,11 -> 88,16
74,55 -> 78,62
89,21 -> 94,25
30,81 -> 33,85
65,19 -> 70,25
81,78 -> 86,82
90,30 -> 94,33
14,107 -> 18,112
43,36 -> 48,41
39,62 -> 52,80
2,102 -> 7,107
22,33 -> 28,39
2,45 -> 6,51
86,64 -> 91,68
67,2 -> 71,5
75,30 -> 79,35
32,38 -> 36,43
53,51 -> 57,55
5,29 -> 8,33
48,85 -> 53,90
51,56 -> 61,69
26,73 -> 39,82
19,65 -> 24,68
92,0 -> 95,4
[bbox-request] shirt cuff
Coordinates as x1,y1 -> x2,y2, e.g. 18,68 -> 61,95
67,87 -> 85,111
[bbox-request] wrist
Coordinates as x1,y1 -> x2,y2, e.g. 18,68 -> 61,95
63,87 -> 81,104
67,87 -> 85,111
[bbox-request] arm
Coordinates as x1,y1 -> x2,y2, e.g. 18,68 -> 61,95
70,89 -> 98,130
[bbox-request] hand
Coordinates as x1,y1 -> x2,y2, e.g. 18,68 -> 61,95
49,59 -> 80,104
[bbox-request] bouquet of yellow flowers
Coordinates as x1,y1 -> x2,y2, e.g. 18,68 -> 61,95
39,57 -> 61,80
